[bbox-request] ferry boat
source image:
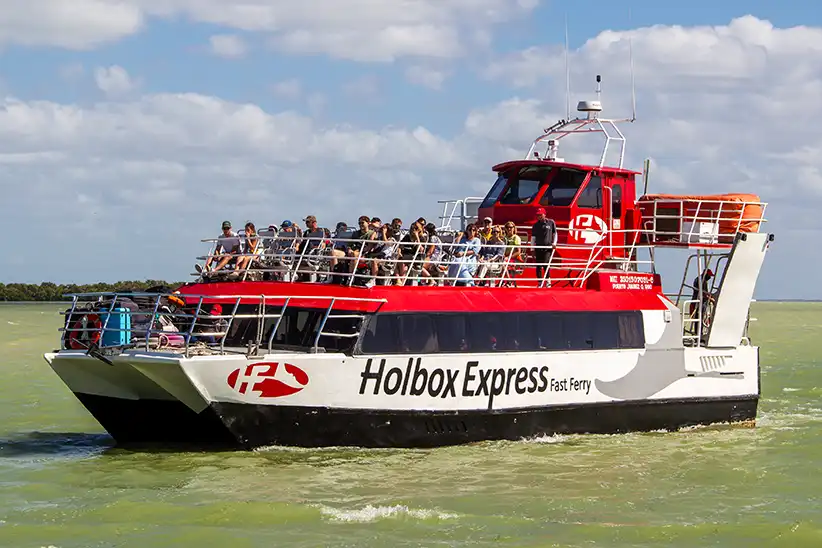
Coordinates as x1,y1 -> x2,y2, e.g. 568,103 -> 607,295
44,77 -> 773,449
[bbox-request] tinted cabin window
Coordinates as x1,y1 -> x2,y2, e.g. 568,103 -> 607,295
500,313 -> 540,352
358,311 -> 645,354
397,315 -> 438,353
434,314 -> 468,352
577,175 -> 603,209
468,314 -> 504,352
318,315 -> 362,353
534,312 -> 566,350
498,166 -> 550,205
617,312 -> 644,348
480,173 -> 510,209
612,184 -> 623,218
361,314 -> 399,354
541,169 -> 588,206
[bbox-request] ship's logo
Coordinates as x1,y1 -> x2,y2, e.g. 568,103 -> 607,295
227,362 -> 309,398
569,214 -> 607,244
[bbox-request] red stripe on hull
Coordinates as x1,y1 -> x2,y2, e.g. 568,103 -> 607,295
176,281 -> 669,313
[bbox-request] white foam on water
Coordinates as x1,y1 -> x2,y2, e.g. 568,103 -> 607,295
317,504 -> 460,523
783,387 -> 800,392
520,433 -> 573,444
6,321 -> 17,325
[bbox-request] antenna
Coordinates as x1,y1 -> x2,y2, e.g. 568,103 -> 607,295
564,13 -> 571,121
628,8 -> 636,122
595,74 -> 601,102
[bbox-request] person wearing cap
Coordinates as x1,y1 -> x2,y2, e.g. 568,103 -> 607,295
531,208 -> 557,283
297,214 -> 326,263
479,217 -> 494,242
194,304 -> 227,344
202,220 -> 242,272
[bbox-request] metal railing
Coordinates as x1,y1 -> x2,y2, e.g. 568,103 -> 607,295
194,226 -> 658,289
59,292 -> 387,358
637,196 -> 768,247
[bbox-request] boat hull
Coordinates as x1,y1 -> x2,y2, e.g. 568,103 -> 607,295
45,345 -> 760,449
69,393 -> 756,449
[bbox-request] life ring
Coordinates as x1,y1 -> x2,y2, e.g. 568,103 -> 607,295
66,313 -> 102,350
168,295 -> 185,308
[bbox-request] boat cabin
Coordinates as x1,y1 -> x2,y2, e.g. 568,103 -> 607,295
477,159 -> 642,271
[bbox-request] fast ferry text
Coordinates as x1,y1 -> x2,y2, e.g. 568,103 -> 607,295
358,358 -> 592,409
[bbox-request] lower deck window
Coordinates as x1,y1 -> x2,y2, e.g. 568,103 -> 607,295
359,311 -> 645,354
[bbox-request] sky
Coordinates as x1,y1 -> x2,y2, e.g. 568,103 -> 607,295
0,0 -> 819,299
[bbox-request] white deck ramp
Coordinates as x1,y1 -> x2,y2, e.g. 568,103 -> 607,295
707,232 -> 773,348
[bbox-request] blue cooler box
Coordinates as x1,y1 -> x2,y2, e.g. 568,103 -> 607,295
100,307 -> 132,347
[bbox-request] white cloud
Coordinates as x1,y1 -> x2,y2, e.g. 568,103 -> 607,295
271,79 -> 302,100
1,0 -> 537,60
0,0 -> 144,49
405,66 -> 448,90
94,65 -> 137,97
208,34 -> 248,58
1,15 -> 820,298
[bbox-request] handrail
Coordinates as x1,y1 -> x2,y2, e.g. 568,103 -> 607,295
59,291 -> 388,358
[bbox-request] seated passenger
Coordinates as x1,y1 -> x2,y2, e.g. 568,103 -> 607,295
297,215 -> 326,255
367,223 -> 398,284
346,215 -> 377,274
476,226 -> 505,283
201,220 -> 242,273
396,222 -> 426,285
421,223 -> 445,284
236,222 -> 263,271
501,221 -> 524,284
193,304 -> 228,344
447,223 -> 481,286
329,222 -> 349,271
478,217 -> 494,242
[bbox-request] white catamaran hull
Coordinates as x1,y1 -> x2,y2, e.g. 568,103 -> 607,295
45,345 -> 759,448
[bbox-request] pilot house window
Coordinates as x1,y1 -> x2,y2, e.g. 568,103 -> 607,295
541,169 -> 588,206
577,175 -> 603,209
498,166 -> 552,205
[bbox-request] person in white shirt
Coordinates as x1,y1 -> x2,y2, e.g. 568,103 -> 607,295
204,220 -> 242,272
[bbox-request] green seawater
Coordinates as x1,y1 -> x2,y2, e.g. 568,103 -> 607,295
0,302 -> 820,547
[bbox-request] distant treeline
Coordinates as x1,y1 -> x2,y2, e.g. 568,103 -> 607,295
0,281 -> 183,302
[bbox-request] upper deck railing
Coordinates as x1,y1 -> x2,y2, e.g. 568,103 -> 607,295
194,224 -> 653,289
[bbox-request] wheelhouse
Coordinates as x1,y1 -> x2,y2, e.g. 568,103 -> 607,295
478,160 -> 641,264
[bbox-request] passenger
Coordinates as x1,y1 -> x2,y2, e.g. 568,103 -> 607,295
346,215 -> 377,274
478,217 -> 494,242
476,226 -> 505,283
502,221 -> 523,262
396,222 -> 426,285
689,268 -> 715,326
194,304 -> 228,344
391,218 -> 403,236
531,207 -> 557,283
298,215 -> 326,255
501,221 -> 523,283
421,223 -> 444,284
329,222 -> 349,270
416,218 -> 430,243
367,223 -> 397,283
447,223 -> 481,286
236,222 -> 263,271
202,220 -> 242,273
274,219 -> 299,257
